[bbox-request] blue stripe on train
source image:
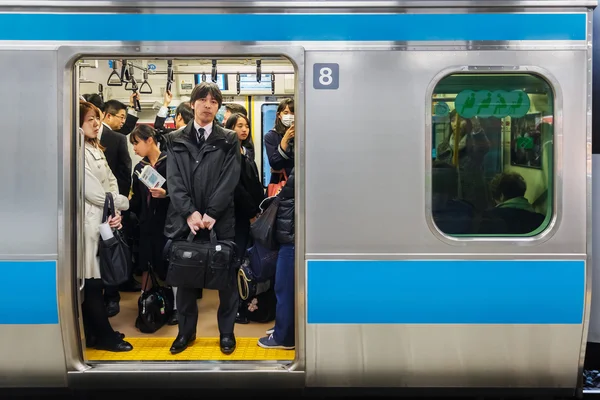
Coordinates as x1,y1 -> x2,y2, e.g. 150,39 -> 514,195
0,261 -> 58,324
0,13 -> 586,41
306,260 -> 585,324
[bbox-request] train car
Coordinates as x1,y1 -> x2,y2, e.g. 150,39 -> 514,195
0,0 -> 595,397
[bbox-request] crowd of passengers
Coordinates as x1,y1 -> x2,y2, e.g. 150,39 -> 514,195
79,83 -> 295,354
433,110 -> 546,235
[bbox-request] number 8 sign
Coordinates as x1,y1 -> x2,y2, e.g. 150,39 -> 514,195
313,63 -> 339,89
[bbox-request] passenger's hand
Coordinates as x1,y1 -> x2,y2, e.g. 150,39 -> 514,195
149,188 -> 167,198
130,92 -> 139,107
163,90 -> 172,107
283,125 -> 295,144
187,211 -> 204,234
107,214 -> 122,230
202,214 -> 216,230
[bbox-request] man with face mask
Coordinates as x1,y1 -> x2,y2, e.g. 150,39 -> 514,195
263,98 -> 295,185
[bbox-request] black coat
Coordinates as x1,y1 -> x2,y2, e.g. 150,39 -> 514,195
275,167 -> 295,245
235,148 -> 265,220
99,124 -> 132,197
129,152 -> 170,275
129,152 -> 170,234
163,120 -> 241,240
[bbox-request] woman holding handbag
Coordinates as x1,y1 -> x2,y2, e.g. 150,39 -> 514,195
80,101 -> 133,352
263,98 -> 294,196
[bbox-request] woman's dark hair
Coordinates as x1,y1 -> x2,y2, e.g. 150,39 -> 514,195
129,124 -> 164,148
274,98 -> 294,134
449,109 -> 473,136
225,112 -> 254,151
79,100 -> 105,151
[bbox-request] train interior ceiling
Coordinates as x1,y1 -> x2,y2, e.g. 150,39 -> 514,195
76,57 -> 296,364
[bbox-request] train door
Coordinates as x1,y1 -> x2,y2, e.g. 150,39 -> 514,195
64,51 -> 303,388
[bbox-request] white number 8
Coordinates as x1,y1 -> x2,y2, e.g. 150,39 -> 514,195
319,67 -> 333,86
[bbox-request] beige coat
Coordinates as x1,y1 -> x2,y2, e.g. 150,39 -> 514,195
84,142 -> 129,280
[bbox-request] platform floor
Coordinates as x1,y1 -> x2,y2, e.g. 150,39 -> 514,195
85,288 -> 294,361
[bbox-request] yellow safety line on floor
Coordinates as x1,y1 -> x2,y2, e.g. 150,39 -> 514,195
86,337 -> 295,361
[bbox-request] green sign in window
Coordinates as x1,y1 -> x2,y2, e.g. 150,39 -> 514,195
454,89 -> 530,119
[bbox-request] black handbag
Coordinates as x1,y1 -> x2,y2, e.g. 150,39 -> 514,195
135,266 -> 174,334
250,197 -> 280,250
166,229 -> 238,291
97,192 -> 132,287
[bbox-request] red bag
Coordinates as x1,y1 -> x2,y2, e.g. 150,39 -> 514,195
267,169 -> 288,197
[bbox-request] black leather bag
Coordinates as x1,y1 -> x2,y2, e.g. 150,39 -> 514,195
98,193 -> 132,287
135,267 -> 174,334
250,197 -> 280,250
166,230 -> 238,291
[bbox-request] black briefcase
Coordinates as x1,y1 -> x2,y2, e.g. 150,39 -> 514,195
166,230 -> 238,291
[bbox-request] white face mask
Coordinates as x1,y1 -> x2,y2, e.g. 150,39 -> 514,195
280,114 -> 294,127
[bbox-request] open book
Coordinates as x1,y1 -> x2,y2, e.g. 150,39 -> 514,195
135,164 -> 166,189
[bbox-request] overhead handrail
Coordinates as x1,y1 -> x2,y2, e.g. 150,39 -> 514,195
139,68 -> 153,94
120,59 -> 130,86
125,64 -> 142,112
106,60 -> 122,86
211,59 -> 217,83
271,73 -> 275,94
166,60 -> 174,94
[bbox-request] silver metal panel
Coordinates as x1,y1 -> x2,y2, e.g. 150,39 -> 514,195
0,1 -> 595,8
305,49 -> 587,255
68,367 -> 304,389
0,51 -> 58,255
304,48 -> 588,388
305,325 -> 582,387
54,43 -> 307,382
0,325 -> 67,387
587,154 -> 600,343
577,8 -> 594,393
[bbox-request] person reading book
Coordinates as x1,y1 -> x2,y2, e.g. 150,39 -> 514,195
129,124 -> 178,326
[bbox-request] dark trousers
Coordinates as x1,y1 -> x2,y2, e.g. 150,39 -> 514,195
82,278 -> 116,344
273,244 -> 295,346
176,269 -> 239,337
104,285 -> 121,303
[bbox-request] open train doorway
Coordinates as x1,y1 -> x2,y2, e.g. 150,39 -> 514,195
73,56 -> 298,367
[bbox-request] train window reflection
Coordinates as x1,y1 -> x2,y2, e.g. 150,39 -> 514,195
431,73 -> 554,237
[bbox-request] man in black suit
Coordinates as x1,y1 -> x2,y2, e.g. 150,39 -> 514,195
116,92 -> 140,135
163,82 -> 241,355
98,100 -> 133,197
154,90 -> 194,135
85,95 -> 134,317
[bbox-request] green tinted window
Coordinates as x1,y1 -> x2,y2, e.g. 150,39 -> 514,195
431,73 -> 554,237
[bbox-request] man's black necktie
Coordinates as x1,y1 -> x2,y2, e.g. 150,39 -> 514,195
196,127 -> 206,148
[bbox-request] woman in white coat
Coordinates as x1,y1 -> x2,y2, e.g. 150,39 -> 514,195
80,101 -> 133,352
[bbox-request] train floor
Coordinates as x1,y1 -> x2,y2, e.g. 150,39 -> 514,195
85,289 -> 295,362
